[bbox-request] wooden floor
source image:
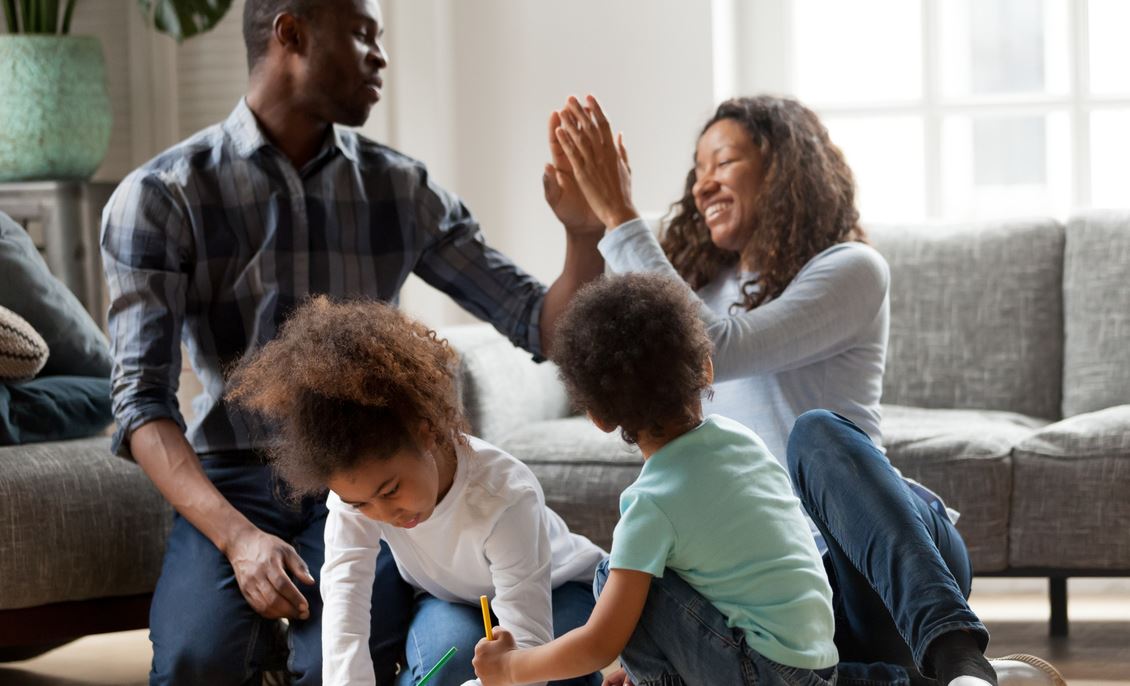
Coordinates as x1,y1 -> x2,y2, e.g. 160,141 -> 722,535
2,579 -> 1126,685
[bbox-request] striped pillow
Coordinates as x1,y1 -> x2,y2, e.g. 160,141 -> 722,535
0,305 -> 49,381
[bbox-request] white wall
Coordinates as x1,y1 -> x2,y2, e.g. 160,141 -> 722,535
383,0 -> 718,325
71,0 -> 721,327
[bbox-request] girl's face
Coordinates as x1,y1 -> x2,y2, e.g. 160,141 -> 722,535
327,439 -> 454,529
691,119 -> 767,255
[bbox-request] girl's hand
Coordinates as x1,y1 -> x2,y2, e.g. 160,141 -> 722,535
554,95 -> 638,230
473,627 -> 518,686
602,667 -> 634,686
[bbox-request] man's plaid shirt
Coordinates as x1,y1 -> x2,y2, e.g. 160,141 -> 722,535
101,99 -> 545,458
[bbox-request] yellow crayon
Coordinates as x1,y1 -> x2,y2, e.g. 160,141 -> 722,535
480,594 -> 494,641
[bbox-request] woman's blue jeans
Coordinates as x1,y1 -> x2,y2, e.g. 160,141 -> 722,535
395,582 -> 602,686
787,410 -> 990,683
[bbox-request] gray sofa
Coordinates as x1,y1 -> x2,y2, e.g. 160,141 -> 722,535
442,211 -> 1130,637
1,212 -> 1126,655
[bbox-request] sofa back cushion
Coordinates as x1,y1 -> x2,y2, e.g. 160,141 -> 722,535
1061,211 -> 1130,416
868,219 -> 1064,420
439,324 -> 573,444
0,211 -> 113,378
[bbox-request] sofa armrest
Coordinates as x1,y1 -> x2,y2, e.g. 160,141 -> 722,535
439,324 -> 573,444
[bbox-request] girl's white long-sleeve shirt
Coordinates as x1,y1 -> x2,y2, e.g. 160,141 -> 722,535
321,434 -> 607,686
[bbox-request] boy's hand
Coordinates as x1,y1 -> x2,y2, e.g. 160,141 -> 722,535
472,628 -> 518,686
602,667 -> 633,686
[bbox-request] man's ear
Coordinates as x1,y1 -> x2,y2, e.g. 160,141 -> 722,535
586,411 -> 617,435
704,355 -> 715,385
273,12 -> 306,56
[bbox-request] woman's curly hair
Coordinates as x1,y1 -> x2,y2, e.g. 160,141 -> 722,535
226,296 -> 467,496
552,273 -> 713,445
661,95 -> 867,310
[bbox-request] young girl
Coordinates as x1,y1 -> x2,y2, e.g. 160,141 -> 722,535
227,296 -> 605,686
473,272 -> 863,686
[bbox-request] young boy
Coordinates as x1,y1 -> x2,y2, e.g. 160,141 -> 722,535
472,272 -> 843,686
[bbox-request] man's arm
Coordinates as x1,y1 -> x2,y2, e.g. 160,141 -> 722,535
538,108 -> 608,356
129,419 -> 314,620
411,115 -> 604,360
537,231 -> 604,357
101,173 -> 312,620
473,568 -> 653,685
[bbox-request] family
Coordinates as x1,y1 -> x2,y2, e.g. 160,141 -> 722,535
99,1 -> 1062,685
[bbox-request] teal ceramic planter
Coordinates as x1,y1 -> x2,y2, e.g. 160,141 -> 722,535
0,36 -> 112,181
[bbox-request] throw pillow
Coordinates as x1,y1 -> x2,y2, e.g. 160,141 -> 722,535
0,376 -> 113,446
0,210 -> 113,377
0,305 -> 49,381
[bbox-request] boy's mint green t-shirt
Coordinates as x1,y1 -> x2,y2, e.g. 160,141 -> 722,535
609,415 -> 838,670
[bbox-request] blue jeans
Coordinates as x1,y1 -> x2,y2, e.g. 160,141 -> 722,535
594,559 -> 855,686
149,458 -> 415,686
787,410 -> 990,683
395,582 -> 602,686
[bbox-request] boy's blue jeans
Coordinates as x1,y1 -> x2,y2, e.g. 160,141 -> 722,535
594,558 -> 849,686
788,410 -> 990,683
394,582 -> 602,686
148,458 -> 415,686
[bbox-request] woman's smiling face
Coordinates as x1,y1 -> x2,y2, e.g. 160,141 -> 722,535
691,118 -> 767,254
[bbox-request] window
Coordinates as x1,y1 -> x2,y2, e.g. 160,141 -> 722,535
737,0 -> 1130,222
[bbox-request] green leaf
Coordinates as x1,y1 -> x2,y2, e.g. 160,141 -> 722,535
3,0 -> 19,33
42,0 -> 58,33
60,0 -> 75,33
137,0 -> 232,42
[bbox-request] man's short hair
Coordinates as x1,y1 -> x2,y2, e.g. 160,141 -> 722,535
242,0 -> 325,71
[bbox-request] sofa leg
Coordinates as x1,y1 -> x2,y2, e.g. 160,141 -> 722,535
1048,576 -> 1068,638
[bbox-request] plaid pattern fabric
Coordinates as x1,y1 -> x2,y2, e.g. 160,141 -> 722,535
101,99 -> 545,458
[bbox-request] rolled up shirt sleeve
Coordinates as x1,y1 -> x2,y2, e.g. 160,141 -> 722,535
100,171 -> 193,458
409,166 -> 547,360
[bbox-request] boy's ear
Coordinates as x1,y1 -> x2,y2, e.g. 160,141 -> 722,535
705,355 -> 715,384
586,411 -> 617,434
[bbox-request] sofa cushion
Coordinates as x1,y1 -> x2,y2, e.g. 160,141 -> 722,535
1062,211 -> 1130,416
0,437 -> 172,609
440,324 -> 572,445
0,305 -> 48,381
496,416 -> 641,551
1010,405 -> 1130,570
869,219 -> 1064,420
0,376 -> 113,446
881,405 -> 1048,572
0,211 -> 112,378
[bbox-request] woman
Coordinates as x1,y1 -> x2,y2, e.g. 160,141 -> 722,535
545,94 -> 1062,686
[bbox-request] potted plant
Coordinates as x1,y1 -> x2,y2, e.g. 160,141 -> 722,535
0,0 -> 232,182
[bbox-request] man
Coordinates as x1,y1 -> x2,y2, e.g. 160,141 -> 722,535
100,1 -> 603,683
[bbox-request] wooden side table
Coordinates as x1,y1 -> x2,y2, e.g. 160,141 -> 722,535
0,181 -> 117,326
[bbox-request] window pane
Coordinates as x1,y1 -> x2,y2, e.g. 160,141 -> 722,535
940,0 -> 1069,98
1089,0 -> 1130,95
793,0 -> 921,104
822,116 -> 925,222
941,112 -> 1071,219
1091,110 -> 1130,208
